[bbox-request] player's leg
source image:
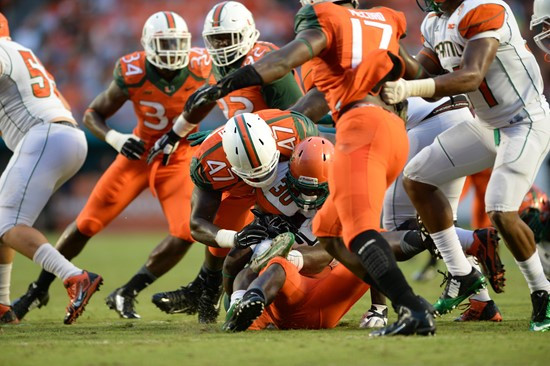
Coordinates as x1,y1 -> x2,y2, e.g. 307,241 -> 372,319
0,245 -> 17,324
13,154 -> 147,320
486,121 -> 550,331
106,150 -> 195,319
403,119 -> 496,315
1,124 -> 102,324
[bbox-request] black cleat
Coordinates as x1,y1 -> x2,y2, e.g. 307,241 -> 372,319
370,303 -> 436,337
198,283 -> 222,324
433,267 -> 486,315
105,288 -> 140,319
152,278 -> 204,315
12,282 -> 50,320
228,290 -> 265,332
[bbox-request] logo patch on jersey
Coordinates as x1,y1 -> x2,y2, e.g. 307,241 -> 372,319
164,85 -> 176,94
448,23 -> 455,29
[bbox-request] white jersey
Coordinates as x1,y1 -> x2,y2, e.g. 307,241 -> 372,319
406,97 -> 449,130
0,38 -> 74,151
421,0 -> 549,128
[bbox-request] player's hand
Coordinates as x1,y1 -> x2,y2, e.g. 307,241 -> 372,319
184,84 -> 222,114
381,78 -> 411,104
105,130 -> 146,160
147,129 -> 181,165
234,224 -> 269,249
187,130 -> 213,147
264,215 -> 295,238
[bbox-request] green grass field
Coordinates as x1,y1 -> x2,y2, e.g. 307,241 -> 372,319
1,232 -> 548,366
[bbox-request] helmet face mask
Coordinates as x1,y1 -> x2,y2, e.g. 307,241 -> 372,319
416,0 -> 446,12
141,11 -> 191,70
222,113 -> 280,188
286,137 -> 334,211
531,0 -> 550,55
203,1 -> 260,67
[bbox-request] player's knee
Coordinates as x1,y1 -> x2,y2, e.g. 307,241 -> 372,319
76,217 -> 104,237
488,211 -> 519,231
349,229 -> 395,278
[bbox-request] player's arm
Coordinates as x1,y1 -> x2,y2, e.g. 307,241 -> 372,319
190,187 -> 269,249
289,87 -> 330,123
399,44 -> 432,80
184,29 -> 326,113
84,81 -> 145,160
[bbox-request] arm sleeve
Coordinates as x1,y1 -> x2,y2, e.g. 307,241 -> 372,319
261,72 -> 304,110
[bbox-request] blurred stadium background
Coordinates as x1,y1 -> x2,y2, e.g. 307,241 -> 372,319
0,0 -> 548,232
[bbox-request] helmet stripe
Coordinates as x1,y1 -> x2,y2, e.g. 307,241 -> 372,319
163,11 -> 176,28
235,114 -> 261,169
212,1 -> 229,27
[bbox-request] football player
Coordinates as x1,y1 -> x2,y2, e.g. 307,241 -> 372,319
382,0 -> 550,331
151,109 -> 319,322
12,11 -> 207,321
183,0 -> 435,336
531,0 -> 550,57
0,13 -> 102,325
148,1 -> 307,324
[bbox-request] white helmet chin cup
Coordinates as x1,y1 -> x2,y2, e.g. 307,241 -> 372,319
222,113 -> 280,188
141,11 -> 191,70
202,1 -> 260,66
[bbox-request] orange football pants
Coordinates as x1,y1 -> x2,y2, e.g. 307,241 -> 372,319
250,257 -> 370,330
460,168 -> 492,228
76,146 -> 195,241
207,192 -> 256,257
312,105 -> 408,246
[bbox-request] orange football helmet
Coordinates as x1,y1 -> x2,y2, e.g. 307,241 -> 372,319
519,185 -> 550,242
286,136 -> 334,210
0,13 -> 9,38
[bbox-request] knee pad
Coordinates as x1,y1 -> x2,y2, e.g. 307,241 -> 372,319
349,230 -> 396,278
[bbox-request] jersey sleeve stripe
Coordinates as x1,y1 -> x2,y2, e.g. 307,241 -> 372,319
458,4 -> 506,39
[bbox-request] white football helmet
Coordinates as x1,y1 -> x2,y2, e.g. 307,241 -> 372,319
299,0 -> 359,8
222,113 -> 280,188
202,1 -> 260,67
141,11 -> 191,70
531,0 -> 550,54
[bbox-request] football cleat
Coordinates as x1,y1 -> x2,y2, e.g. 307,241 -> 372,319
0,304 -> 19,324
12,281 -> 50,320
529,290 -> 550,332
433,267 -> 486,316
63,271 -> 103,325
226,290 -> 265,332
454,299 -> 502,322
467,228 -> 506,293
198,280 -> 222,324
152,277 -> 204,315
221,298 -> 241,331
359,304 -> 388,329
370,298 -> 436,337
250,232 -> 295,273
105,288 -> 140,319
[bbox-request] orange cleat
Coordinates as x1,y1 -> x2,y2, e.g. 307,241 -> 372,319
455,299 -> 503,322
467,228 -> 506,293
63,271 -> 103,325
0,303 -> 19,324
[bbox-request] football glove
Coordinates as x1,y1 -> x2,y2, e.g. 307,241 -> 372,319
105,130 -> 146,160
234,224 -> 269,249
147,129 -> 181,165
187,130 -> 213,147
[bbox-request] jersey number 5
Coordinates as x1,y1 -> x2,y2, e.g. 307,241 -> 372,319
19,51 -> 53,98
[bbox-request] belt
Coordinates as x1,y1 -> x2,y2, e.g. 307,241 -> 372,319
52,120 -> 78,128
422,95 -> 470,121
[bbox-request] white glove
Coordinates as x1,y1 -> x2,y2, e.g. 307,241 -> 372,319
381,78 -> 436,104
105,130 -> 145,160
359,304 -> 388,329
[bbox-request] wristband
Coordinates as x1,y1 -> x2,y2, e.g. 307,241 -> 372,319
408,78 -> 436,98
215,229 -> 237,248
105,129 -> 124,152
173,115 -> 198,138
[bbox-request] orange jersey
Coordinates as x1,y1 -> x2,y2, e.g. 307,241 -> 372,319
299,60 -> 316,93
114,48 -> 210,148
190,109 -> 318,194
295,3 -> 406,118
205,41 -> 303,118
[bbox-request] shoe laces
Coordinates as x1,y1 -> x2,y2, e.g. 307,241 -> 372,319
437,269 -> 451,288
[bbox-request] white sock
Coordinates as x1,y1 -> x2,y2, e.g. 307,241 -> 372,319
467,257 -> 491,302
32,243 -> 82,281
230,290 -> 246,308
431,226 -> 472,276
455,227 -> 474,252
515,250 -> 550,294
0,263 -> 12,305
